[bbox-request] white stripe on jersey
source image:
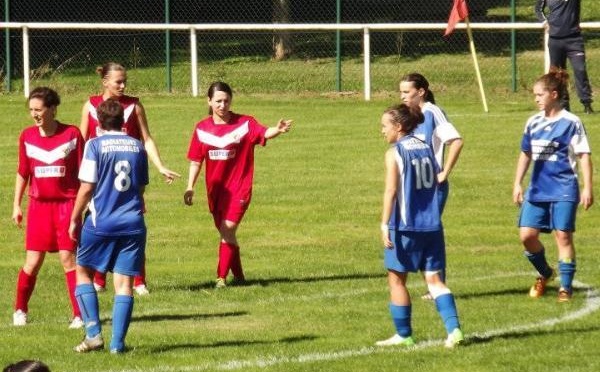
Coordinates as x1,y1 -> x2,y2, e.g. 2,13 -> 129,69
196,121 -> 249,148
24,138 -> 78,164
88,100 -> 135,125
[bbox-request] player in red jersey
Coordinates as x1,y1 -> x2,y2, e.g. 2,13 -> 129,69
12,87 -> 84,328
80,62 -> 180,295
184,81 -> 292,288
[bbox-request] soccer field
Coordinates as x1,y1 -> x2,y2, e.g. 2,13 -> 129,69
0,92 -> 599,372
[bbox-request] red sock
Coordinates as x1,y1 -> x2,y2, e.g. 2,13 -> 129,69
134,257 -> 146,287
94,271 -> 107,288
217,242 -> 233,279
230,244 -> 244,280
65,270 -> 80,317
15,269 -> 37,313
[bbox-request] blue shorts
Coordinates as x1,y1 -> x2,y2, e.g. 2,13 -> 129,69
384,229 -> 445,273
77,230 -> 146,276
518,200 -> 577,232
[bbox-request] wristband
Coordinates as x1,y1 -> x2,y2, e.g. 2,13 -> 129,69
380,223 -> 388,232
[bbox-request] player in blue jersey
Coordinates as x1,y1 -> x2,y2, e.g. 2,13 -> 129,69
513,68 -> 593,303
68,99 -> 149,353
376,104 -> 464,348
400,72 -> 463,300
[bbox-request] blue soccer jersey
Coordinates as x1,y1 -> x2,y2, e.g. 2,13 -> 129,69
521,110 -> 590,202
79,132 -> 149,235
389,136 -> 441,232
412,102 -> 461,170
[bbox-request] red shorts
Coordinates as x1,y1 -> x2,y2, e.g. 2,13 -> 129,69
26,198 -> 77,252
210,196 -> 251,228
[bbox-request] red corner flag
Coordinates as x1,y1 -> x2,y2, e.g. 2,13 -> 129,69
444,0 -> 469,36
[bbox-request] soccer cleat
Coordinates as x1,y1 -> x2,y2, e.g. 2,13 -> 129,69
69,316 -> 84,329
528,269 -> 556,298
375,334 -> 415,347
13,310 -> 27,326
444,328 -> 464,348
134,284 -> 150,296
421,292 -> 434,301
93,283 -> 106,293
110,347 -> 125,354
73,334 -> 105,353
584,103 -> 594,114
215,278 -> 227,288
558,288 -> 572,303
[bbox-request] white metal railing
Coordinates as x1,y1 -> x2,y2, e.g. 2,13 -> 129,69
2,22 -> 600,99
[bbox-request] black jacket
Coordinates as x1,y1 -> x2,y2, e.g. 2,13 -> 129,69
535,0 -> 581,38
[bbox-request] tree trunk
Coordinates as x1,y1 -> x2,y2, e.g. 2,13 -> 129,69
272,0 -> 292,61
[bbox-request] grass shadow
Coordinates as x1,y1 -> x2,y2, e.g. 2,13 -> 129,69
132,311 -> 248,323
173,272 -> 382,291
467,325 -> 600,346
147,334 -> 318,353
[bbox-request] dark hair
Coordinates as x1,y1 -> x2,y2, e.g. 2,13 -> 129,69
96,62 -> 126,79
400,72 -> 435,104
97,98 -> 125,131
28,87 -> 60,108
3,360 -> 50,372
207,81 -> 233,115
536,66 -> 570,109
383,103 -> 424,134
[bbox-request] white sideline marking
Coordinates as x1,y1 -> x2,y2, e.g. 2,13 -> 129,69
100,277 -> 600,372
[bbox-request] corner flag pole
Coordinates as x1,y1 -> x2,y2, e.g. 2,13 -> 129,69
464,16 -> 488,113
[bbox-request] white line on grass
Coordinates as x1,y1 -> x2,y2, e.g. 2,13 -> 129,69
103,277 -> 600,372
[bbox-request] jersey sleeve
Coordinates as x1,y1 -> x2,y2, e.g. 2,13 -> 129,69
187,124 -> 206,163
16,130 -> 30,179
520,119 -> 534,153
247,116 -> 268,146
571,121 -> 591,154
430,106 -> 461,144
79,140 -> 99,183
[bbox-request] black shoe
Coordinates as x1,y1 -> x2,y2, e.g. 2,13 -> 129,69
584,103 -> 594,114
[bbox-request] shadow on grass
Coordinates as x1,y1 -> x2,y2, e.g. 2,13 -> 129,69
132,311 -> 248,323
455,286 -> 587,300
172,272 -> 382,291
147,334 -> 318,353
467,325 -> 600,346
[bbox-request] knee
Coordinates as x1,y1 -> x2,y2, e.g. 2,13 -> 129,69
59,253 -> 76,270
519,231 -> 539,247
23,258 -> 43,276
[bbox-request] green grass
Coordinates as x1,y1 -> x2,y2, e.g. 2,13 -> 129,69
1,67 -> 600,372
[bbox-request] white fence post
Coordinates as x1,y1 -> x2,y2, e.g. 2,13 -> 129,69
22,26 -> 29,97
363,27 -> 371,101
190,27 -> 198,97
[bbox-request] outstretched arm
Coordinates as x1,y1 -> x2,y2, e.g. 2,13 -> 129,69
265,119 -> 293,139
136,102 -> 181,183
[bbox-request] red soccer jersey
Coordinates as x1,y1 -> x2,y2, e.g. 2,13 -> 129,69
17,123 -> 84,200
85,95 -> 142,140
187,113 -> 267,213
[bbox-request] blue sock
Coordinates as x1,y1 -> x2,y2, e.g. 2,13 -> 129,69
389,303 -> 411,338
75,283 -> 101,338
524,249 -> 553,278
558,259 -> 576,292
435,293 -> 460,334
110,295 -> 134,352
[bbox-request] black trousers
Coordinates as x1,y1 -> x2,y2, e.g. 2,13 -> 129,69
548,35 -> 593,104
